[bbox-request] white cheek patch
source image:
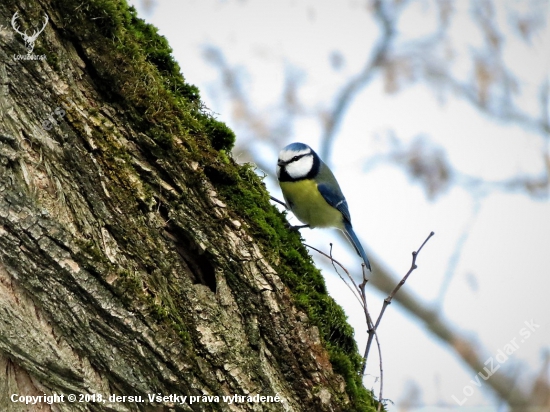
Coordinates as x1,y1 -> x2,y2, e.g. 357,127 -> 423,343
286,155 -> 313,179
278,147 -> 311,163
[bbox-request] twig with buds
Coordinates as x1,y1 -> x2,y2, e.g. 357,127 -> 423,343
306,231 -> 434,411
362,231 -> 435,373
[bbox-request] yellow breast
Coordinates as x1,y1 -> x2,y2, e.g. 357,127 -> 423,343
280,180 -> 344,229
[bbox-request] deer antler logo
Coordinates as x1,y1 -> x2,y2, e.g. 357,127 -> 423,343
11,12 -> 49,54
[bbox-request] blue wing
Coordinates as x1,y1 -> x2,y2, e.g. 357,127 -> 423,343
318,183 -> 371,271
317,183 -> 351,223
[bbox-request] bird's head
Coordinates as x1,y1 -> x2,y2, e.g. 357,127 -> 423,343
277,142 -> 320,182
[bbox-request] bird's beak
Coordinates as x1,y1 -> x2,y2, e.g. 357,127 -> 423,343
277,160 -> 286,167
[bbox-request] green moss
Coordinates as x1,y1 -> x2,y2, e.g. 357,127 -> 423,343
52,0 -> 228,156
330,351 -> 380,411
117,269 -> 143,306
203,117 -> 236,151
218,150 -> 230,164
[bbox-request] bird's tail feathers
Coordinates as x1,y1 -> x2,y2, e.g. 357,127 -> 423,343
343,221 -> 372,271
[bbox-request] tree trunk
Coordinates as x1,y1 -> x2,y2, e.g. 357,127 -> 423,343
0,1 -> 377,411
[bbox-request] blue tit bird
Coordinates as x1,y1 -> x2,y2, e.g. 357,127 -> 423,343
276,142 -> 371,271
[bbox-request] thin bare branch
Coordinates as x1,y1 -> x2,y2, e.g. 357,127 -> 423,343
362,231 -> 434,372
375,331 -> 384,412
304,243 -> 363,308
305,241 -> 382,408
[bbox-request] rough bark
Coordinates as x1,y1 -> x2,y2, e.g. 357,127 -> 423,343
0,1 -> 377,411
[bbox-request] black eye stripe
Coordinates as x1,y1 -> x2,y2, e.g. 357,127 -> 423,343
284,153 -> 308,163
278,152 -> 312,167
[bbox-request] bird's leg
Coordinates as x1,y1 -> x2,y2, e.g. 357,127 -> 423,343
269,196 -> 308,230
269,196 -> 288,209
